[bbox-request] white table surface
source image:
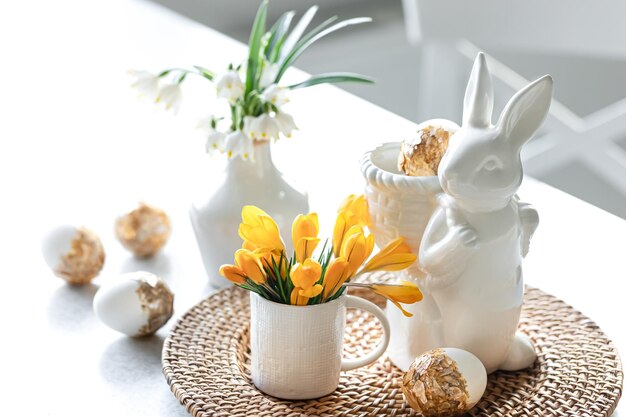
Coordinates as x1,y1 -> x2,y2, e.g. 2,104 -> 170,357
0,0 -> 624,415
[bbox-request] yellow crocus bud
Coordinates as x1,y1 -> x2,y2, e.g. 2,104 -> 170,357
292,213 -> 320,263
362,237 -> 417,273
219,264 -> 247,285
238,205 -> 285,252
290,258 -> 322,290
235,249 -> 266,285
322,257 -> 349,299
340,225 -> 375,277
371,281 -> 423,317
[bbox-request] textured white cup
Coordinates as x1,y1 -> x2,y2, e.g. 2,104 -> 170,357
250,293 -> 390,400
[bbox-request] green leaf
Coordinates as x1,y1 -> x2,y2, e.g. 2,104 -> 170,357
279,5 -> 318,63
265,10 -> 295,62
287,72 -> 375,89
246,0 -> 269,94
275,16 -> 372,82
284,15 -> 338,62
193,65 -> 214,81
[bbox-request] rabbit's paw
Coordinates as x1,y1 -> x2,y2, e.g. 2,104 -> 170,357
455,225 -> 478,248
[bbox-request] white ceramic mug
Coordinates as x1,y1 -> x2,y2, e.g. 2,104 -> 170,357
249,292 -> 391,400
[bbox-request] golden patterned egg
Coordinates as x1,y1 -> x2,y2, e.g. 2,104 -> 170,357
42,225 -> 105,285
402,348 -> 487,417
398,119 -> 459,177
115,203 -> 171,258
93,271 -> 174,337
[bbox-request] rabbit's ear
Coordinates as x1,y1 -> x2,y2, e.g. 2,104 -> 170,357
497,75 -> 553,151
463,52 -> 494,128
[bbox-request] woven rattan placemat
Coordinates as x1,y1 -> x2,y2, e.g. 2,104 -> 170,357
163,285 -> 623,416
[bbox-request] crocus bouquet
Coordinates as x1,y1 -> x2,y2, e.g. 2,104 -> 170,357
219,195 -> 423,316
130,1 -> 373,161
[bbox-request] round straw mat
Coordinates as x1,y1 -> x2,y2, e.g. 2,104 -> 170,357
163,285 -> 622,416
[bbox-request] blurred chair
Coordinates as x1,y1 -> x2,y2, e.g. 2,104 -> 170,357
402,0 -> 626,197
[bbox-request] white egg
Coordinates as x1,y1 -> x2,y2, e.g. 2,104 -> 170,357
42,225 -> 105,284
443,348 -> 487,408
42,225 -> 77,268
402,347 -> 487,417
93,271 -> 174,337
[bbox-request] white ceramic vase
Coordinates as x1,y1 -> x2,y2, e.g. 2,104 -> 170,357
249,293 -> 390,400
190,142 -> 308,288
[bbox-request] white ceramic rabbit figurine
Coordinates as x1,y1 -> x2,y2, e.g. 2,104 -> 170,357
419,53 -> 552,373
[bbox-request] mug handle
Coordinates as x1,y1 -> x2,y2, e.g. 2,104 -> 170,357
341,295 -> 391,371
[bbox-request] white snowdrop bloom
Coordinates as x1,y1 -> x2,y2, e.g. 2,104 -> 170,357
223,130 -> 254,160
206,131 -> 226,154
155,83 -> 183,113
274,112 -> 298,138
215,70 -> 245,103
249,114 -> 281,141
259,62 -> 279,89
243,116 -> 256,139
261,84 -> 289,107
128,70 -> 160,100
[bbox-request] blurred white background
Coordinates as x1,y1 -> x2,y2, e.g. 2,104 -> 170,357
152,0 -> 626,219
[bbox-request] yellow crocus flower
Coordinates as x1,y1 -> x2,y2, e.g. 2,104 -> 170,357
292,213 -> 320,263
219,264 -> 247,285
238,205 -> 285,252
332,195 -> 371,256
340,225 -> 375,277
290,258 -> 322,290
322,257 -> 349,300
242,240 -> 257,251
292,213 -> 319,242
300,284 -> 323,298
234,249 -> 266,285
371,281 -> 423,317
332,212 -> 349,257
338,194 -> 371,227
290,284 -> 323,305
241,205 -> 268,226
362,237 -> 417,273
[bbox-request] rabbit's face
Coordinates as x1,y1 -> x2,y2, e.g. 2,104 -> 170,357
440,53 -> 553,211
439,126 -> 522,209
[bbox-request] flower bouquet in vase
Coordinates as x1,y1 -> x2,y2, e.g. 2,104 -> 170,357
131,1 -> 374,287
219,194 -> 423,399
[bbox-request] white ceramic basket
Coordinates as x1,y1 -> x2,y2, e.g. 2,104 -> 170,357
360,142 -> 445,371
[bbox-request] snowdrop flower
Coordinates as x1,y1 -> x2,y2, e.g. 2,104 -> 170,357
274,112 -> 298,138
155,83 -> 183,113
261,84 -> 289,107
248,114 -> 281,141
259,62 -> 279,89
215,70 -> 245,103
206,131 -> 226,154
128,70 -> 160,100
242,116 -> 255,137
223,130 -> 254,160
